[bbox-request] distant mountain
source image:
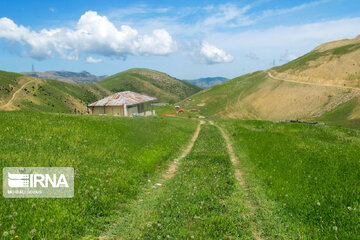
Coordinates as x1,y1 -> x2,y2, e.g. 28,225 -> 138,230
22,70 -> 107,84
184,77 -> 228,89
98,68 -> 201,103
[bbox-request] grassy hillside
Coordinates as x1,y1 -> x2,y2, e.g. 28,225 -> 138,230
0,111 -> 197,239
0,70 -> 111,113
173,36 -> 360,128
98,68 -> 201,103
317,96 -> 360,129
0,68 -> 200,113
170,71 -> 359,124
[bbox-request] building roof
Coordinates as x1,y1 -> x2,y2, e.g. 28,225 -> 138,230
88,91 -> 156,107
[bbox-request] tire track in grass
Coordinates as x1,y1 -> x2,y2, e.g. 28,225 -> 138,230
98,120 -> 204,239
103,123 -> 253,239
163,120 -> 205,179
209,120 -> 263,240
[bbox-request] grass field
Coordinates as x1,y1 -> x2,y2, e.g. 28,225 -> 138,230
317,97 -> 360,130
1,111 -> 360,239
0,111 -> 197,239
221,119 -> 360,239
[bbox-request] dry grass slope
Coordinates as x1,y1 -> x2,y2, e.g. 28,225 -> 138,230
183,36 -> 360,128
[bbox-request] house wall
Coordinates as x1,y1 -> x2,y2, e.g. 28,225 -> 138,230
91,106 -> 125,116
127,105 -> 139,116
90,103 -> 153,117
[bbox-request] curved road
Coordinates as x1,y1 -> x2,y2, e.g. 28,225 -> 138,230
266,71 -> 360,92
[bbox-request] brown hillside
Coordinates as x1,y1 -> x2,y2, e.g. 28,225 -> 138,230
271,35 -> 360,88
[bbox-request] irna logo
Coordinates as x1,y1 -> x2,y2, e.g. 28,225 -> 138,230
8,173 -> 69,188
3,167 -> 74,198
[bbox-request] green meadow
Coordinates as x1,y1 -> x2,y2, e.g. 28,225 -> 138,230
0,111 -> 197,239
221,119 -> 360,239
1,111 -> 360,239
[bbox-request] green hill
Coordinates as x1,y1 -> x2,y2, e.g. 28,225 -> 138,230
0,70 -> 110,113
0,68 -> 200,113
175,36 -> 360,129
98,68 -> 201,103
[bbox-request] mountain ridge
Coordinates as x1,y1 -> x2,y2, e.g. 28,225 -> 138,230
22,70 -> 107,84
183,77 -> 228,89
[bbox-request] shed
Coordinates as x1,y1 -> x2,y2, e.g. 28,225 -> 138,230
87,91 -> 156,117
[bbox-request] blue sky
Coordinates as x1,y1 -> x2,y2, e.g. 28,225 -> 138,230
0,0 -> 360,79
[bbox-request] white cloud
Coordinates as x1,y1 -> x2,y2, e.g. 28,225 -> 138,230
192,41 -> 234,64
260,0 -> 329,19
139,29 -> 177,55
0,11 -> 177,61
86,56 -> 103,63
201,4 -> 254,29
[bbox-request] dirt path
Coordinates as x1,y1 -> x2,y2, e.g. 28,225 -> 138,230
0,80 -> 35,110
163,120 -> 205,179
209,120 -> 263,240
267,71 -> 360,91
98,120 -> 205,240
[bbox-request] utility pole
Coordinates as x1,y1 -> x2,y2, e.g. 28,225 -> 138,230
32,64 -> 36,73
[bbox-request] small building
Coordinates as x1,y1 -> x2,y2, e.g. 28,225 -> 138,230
87,91 -> 156,117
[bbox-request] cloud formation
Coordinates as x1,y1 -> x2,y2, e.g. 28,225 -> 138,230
192,41 -> 234,64
86,56 -> 103,63
0,11 -> 178,61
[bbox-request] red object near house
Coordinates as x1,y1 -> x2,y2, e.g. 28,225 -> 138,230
163,114 -> 177,117
178,108 -> 185,113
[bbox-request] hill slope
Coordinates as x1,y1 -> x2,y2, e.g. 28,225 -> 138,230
0,70 -> 110,113
184,77 -> 228,89
271,35 -> 360,88
181,36 -> 360,128
98,68 -> 201,103
22,70 -> 106,84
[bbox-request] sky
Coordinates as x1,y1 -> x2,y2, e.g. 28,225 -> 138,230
0,0 -> 360,79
